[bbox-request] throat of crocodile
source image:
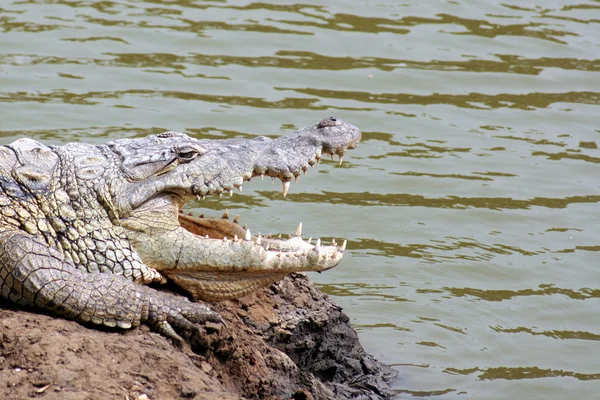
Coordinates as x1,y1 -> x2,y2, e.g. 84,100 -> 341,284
169,269 -> 288,302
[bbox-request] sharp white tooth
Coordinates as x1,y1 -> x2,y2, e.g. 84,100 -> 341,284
233,235 -> 239,242
223,236 -> 228,242
314,238 -> 321,251
307,237 -> 312,245
282,181 -> 290,197
332,239 -> 337,246
261,173 -> 265,180
222,209 -> 229,219
244,229 -> 251,241
219,193 -> 223,199
295,222 -> 302,237
339,155 -> 344,165
205,234 -> 209,239
238,186 -> 243,192
272,177 -> 275,184
341,239 -> 347,251
278,233 -> 282,239
233,215 -> 240,223
196,195 -> 201,201
228,189 -> 233,197
265,242 -> 270,251
303,169 -> 307,176
295,175 -> 300,183
257,233 -> 262,245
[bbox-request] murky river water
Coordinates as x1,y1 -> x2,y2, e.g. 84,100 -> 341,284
1,1 -> 599,398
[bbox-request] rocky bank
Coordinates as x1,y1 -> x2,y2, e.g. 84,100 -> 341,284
0,273 -> 397,399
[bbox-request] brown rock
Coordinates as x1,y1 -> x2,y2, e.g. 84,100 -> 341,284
0,274 -> 396,399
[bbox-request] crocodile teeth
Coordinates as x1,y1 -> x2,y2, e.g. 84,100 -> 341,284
341,239 -> 347,251
295,175 -> 300,183
261,173 -> 265,180
233,215 -> 240,224
256,233 -> 262,245
223,236 -> 228,242
228,189 -> 233,197
295,222 -> 302,237
314,238 -> 321,251
244,229 -> 252,241
332,239 -> 337,246
307,237 -> 312,245
238,186 -> 243,192
339,155 -> 344,165
222,209 -> 229,219
233,235 -> 239,242
282,181 -> 290,197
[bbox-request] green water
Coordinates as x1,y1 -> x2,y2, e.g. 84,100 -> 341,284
1,1 -> 599,398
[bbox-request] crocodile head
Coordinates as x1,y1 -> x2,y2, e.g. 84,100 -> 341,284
108,117 -> 361,301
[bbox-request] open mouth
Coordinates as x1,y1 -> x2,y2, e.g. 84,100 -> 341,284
129,117 -> 361,301
177,208 -> 347,259
170,201 -> 346,302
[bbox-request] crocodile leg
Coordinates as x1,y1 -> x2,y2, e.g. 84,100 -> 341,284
0,228 -> 223,341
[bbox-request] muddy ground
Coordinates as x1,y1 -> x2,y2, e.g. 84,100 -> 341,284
0,273 -> 397,399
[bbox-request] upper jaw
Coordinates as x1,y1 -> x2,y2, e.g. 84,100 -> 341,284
115,116 -> 361,228
187,117 -> 362,199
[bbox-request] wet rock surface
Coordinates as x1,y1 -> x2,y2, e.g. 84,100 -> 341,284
0,273 -> 397,399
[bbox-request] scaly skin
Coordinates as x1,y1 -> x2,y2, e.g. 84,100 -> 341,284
0,117 -> 361,340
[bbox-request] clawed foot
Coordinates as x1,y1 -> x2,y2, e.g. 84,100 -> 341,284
145,290 -> 225,342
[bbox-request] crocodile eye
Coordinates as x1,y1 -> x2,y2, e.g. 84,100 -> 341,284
175,144 -> 206,162
178,150 -> 197,161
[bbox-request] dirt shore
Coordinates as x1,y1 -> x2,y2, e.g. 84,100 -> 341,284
0,273 -> 397,399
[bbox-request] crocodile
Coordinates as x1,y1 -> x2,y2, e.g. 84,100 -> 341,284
0,117 -> 361,341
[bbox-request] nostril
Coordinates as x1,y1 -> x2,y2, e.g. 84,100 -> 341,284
317,117 -> 340,129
